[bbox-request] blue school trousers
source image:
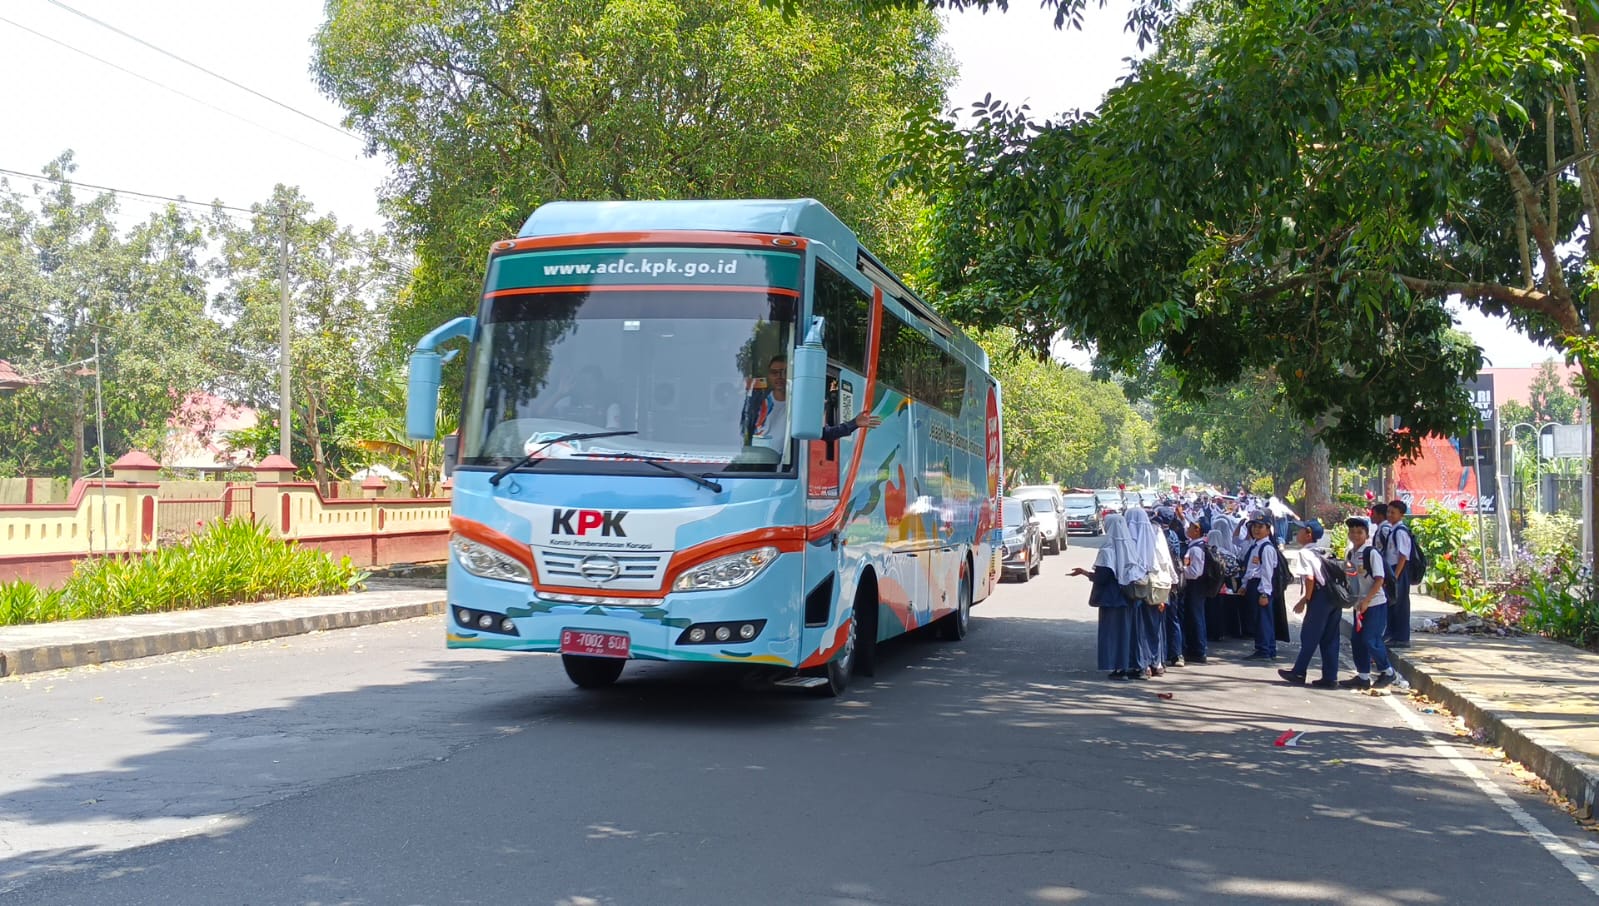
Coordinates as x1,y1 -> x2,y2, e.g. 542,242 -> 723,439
1290,587 -> 1340,682
1351,602 -> 1392,675
1245,579 -> 1277,657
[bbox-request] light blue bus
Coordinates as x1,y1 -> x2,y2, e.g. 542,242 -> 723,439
407,199 -> 1002,695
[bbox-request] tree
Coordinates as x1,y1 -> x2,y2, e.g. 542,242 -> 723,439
1527,359 -> 1582,425
976,328 -> 1152,486
883,0 -> 1599,554
209,186 -> 405,491
1149,368 -> 1332,514
0,154 -> 223,480
313,0 -> 951,350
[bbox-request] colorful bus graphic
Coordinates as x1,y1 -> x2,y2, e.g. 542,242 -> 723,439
407,199 -> 1002,695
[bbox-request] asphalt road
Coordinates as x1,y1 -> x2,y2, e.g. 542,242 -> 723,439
3,538 -> 1597,905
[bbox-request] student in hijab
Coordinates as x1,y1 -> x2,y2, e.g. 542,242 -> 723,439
1125,507 -> 1175,677
1069,513 -> 1142,679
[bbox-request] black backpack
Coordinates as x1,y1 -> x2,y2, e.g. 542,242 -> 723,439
1246,539 -> 1292,601
1393,524 -> 1426,583
1314,551 -> 1355,606
1200,544 -> 1225,596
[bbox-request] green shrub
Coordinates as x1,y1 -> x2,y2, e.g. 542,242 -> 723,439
1410,505 -> 1475,603
1516,558 -> 1599,648
0,519 -> 367,627
1523,512 -> 1581,560
1327,521 -> 1350,558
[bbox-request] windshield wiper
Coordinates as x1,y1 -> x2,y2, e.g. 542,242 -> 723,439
487,430 -> 638,486
571,452 -> 724,493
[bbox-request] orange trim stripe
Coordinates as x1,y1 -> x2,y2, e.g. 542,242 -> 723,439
496,231 -> 809,253
798,616 -> 853,669
806,285 -> 884,541
450,516 -> 536,575
484,285 -> 800,299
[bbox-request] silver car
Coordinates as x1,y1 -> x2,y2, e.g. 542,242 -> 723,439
1010,484 -> 1068,554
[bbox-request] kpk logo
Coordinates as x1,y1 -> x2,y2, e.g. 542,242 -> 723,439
551,508 -> 629,537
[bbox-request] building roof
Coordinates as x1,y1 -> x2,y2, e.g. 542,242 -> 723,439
162,392 -> 258,470
0,359 -> 40,390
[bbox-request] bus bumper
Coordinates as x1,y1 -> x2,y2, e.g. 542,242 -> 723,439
443,557 -> 804,668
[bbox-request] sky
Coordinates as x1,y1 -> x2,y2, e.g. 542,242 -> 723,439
0,0 -> 1560,369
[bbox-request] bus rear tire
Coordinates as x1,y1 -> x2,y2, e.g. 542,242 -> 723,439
936,564 -> 972,641
562,655 -> 625,688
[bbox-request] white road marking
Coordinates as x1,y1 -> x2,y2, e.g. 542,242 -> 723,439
1380,692 -> 1599,897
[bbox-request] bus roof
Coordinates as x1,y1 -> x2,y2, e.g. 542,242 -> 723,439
518,198 -> 859,260
517,198 -> 986,372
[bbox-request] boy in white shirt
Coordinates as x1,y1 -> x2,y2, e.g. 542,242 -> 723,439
1340,518 -> 1399,690
1240,514 -> 1282,660
1278,520 -> 1340,688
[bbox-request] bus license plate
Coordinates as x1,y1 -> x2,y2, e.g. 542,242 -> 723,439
560,629 -> 630,659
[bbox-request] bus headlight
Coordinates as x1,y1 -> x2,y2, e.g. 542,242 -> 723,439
672,546 -> 780,592
451,536 -> 531,583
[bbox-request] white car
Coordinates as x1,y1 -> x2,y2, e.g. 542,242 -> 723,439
1010,484 -> 1068,554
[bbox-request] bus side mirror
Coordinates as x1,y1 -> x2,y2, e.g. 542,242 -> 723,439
790,317 -> 826,441
407,351 -> 444,440
406,316 -> 475,441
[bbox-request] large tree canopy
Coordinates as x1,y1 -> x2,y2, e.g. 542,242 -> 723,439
315,0 -> 952,346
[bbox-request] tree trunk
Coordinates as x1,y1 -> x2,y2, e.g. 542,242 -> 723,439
1304,441 -> 1332,518
1585,370 -> 1599,577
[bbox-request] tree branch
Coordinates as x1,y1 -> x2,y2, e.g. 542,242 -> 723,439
1476,126 -> 1573,304
1394,274 -> 1579,334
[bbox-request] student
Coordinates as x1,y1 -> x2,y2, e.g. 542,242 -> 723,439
1384,500 -> 1415,648
1070,513 -> 1141,680
1179,520 -> 1210,664
1278,520 -> 1340,688
1240,513 -> 1287,660
1340,518 -> 1400,690
1125,508 -> 1173,677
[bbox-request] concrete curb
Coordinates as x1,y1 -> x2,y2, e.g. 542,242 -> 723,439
0,599 -> 445,679
1337,611 -> 1599,819
1387,644 -> 1599,820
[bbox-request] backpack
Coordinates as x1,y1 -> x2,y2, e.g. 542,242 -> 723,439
1392,523 -> 1426,583
1314,551 -> 1355,606
1248,539 -> 1291,602
1199,544 -> 1225,597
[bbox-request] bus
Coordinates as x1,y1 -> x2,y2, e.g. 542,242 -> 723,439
407,199 -> 1002,696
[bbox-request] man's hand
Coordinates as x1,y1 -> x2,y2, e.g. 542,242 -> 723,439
1258,594 -> 1270,608
1293,601 -> 1306,614
853,411 -> 882,430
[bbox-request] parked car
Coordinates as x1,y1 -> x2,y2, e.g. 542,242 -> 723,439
1063,492 -> 1103,535
999,496 -> 1043,582
1093,488 -> 1126,518
1010,484 -> 1068,553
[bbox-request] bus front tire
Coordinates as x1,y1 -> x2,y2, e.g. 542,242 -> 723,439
562,654 -> 625,688
817,616 -> 856,697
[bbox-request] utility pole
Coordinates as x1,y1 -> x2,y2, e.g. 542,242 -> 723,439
278,207 -> 291,460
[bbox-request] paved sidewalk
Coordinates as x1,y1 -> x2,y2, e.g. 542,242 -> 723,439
1374,593 -> 1599,819
0,587 -> 444,678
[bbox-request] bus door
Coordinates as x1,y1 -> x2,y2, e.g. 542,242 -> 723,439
802,366 -> 856,655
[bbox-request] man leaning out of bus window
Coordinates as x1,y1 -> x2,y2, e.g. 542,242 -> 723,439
743,355 -> 880,451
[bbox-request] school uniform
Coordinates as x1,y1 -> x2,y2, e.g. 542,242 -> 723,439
1180,538 -> 1209,661
1346,541 -> 1394,682
1288,547 -> 1341,683
1385,521 -> 1415,647
1091,566 -> 1139,673
1241,537 -> 1286,657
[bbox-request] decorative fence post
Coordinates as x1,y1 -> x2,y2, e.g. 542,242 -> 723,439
109,451 -> 161,553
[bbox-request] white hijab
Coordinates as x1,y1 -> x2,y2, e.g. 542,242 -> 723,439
1211,514 -> 1237,556
1094,513 -> 1143,584
1123,507 -> 1161,582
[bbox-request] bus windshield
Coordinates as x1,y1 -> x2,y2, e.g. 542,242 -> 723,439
460,288 -> 797,473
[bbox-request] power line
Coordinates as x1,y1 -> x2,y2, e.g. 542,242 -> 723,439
0,166 -> 409,271
43,0 -> 359,142
0,13 -> 364,166
0,165 -> 262,216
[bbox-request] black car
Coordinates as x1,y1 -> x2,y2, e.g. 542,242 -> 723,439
1063,493 -> 1103,535
1000,497 -> 1043,582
